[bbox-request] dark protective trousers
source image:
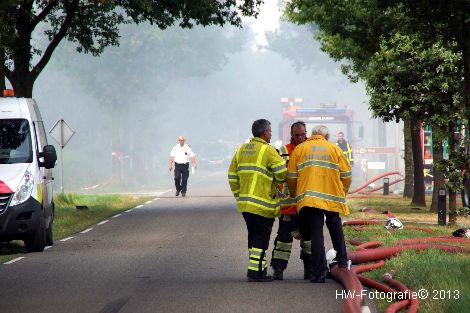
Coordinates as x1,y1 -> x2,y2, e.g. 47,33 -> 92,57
299,207 -> 348,278
174,162 -> 189,193
242,212 -> 274,279
271,214 -> 311,270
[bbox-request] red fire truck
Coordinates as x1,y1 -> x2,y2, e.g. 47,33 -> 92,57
280,103 -> 363,145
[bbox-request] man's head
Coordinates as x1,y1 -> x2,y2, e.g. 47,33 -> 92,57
178,135 -> 185,147
291,121 -> 307,146
252,119 -> 272,143
312,125 -> 330,140
337,132 -> 345,142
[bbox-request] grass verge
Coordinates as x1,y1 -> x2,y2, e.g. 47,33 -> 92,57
0,193 -> 152,264
344,196 -> 470,313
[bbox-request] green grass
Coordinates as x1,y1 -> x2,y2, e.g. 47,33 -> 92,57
347,195 -> 470,225
343,196 -> 470,313
0,193 -> 152,263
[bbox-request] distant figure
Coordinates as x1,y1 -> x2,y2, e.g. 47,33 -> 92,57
271,121 -> 313,281
228,119 -> 287,282
336,132 -> 354,166
287,125 -> 352,283
169,136 -> 197,197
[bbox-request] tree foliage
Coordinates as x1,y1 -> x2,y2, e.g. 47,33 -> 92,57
0,0 -> 262,97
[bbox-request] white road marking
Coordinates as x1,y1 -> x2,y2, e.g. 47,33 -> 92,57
80,228 -> 93,234
45,246 -> 52,250
4,257 -> 25,265
153,197 -> 160,201
125,209 -> 133,213
112,214 -> 122,218
60,236 -> 74,242
145,201 -> 152,204
97,220 -> 109,225
135,205 -> 143,209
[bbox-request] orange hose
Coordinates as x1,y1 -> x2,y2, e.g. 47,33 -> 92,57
348,243 -> 470,264
351,260 -> 385,274
330,266 -> 363,313
356,241 -> 383,251
383,274 -> 419,313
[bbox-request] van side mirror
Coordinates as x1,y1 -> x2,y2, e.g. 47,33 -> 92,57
39,145 -> 57,169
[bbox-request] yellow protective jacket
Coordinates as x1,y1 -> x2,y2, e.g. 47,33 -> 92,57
337,141 -> 354,164
228,137 -> 287,218
278,143 -> 298,215
287,135 -> 352,215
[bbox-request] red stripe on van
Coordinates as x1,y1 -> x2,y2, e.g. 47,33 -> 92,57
0,181 -> 13,193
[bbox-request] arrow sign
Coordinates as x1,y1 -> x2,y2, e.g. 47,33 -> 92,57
49,118 -> 75,148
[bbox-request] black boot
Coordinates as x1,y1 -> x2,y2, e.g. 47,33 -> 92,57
310,267 -> 328,283
303,259 -> 313,280
273,268 -> 284,280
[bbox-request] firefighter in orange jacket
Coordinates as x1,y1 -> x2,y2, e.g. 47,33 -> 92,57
270,121 -> 313,280
287,125 -> 352,283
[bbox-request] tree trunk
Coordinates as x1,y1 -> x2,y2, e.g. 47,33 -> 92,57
403,117 -> 414,198
449,190 -> 458,226
10,73 -> 34,97
410,117 -> 426,206
0,47 -> 5,94
430,138 -> 444,212
463,20 -> 470,156
447,121 -> 459,225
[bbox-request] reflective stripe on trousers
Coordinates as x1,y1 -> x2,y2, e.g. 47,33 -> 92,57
248,247 -> 267,272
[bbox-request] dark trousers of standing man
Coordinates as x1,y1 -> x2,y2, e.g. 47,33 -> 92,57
271,214 -> 312,276
299,207 -> 348,281
242,212 -> 274,279
174,162 -> 189,193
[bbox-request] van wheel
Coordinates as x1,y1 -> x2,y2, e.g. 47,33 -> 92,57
46,204 -> 54,246
46,220 -> 53,247
24,213 -> 46,252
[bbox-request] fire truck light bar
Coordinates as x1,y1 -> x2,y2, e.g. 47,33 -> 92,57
295,108 -> 346,114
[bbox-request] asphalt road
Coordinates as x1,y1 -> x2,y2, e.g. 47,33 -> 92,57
0,168 -> 374,313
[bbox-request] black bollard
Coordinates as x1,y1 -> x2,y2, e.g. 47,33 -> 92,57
383,177 -> 389,196
438,188 -> 446,225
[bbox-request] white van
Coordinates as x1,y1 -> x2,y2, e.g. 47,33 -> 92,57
0,92 -> 57,252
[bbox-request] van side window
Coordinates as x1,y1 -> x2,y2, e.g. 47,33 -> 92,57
0,119 -> 33,164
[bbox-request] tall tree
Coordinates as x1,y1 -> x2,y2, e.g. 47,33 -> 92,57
0,0 -> 262,97
284,0 -> 424,201
365,32 -> 464,211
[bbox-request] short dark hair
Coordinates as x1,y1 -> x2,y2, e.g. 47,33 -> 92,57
291,121 -> 306,133
252,119 -> 271,137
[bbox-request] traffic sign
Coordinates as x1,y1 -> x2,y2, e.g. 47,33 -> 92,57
354,147 -> 397,154
49,118 -> 75,148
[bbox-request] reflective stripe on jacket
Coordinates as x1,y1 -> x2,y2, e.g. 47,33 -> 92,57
337,141 -> 354,163
278,143 -> 297,215
287,135 -> 352,215
228,137 -> 287,218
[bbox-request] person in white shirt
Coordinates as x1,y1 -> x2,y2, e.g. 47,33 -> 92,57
168,135 -> 197,197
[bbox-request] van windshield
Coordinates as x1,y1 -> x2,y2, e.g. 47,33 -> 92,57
0,119 -> 33,164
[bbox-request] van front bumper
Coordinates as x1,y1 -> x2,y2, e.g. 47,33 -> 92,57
0,197 -> 41,241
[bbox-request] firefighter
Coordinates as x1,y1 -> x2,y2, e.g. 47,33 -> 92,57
336,131 -> 354,166
270,121 -> 313,280
287,125 -> 352,283
228,119 -> 287,282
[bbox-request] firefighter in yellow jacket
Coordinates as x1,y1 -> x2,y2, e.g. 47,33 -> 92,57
228,119 -> 287,282
287,125 -> 352,283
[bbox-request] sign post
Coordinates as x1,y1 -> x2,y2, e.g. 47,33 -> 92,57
49,118 -> 75,193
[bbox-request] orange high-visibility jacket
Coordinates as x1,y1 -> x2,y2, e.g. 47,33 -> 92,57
278,143 -> 298,215
287,135 -> 352,215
